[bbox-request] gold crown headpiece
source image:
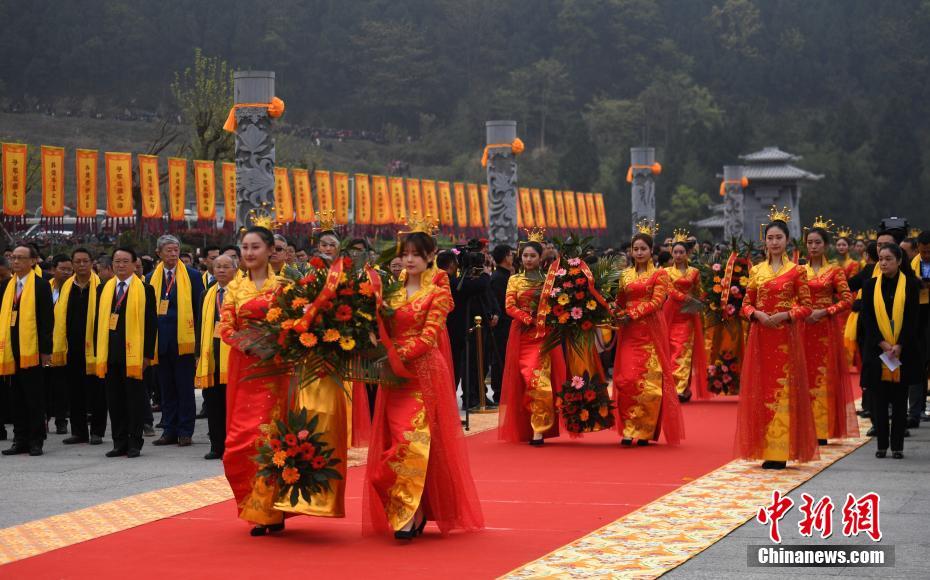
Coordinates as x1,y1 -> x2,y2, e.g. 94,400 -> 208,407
313,209 -> 337,234
524,227 -> 546,243
835,225 -> 853,239
672,228 -> 690,244
400,211 -> 439,237
634,218 -> 659,237
767,205 -> 792,224
810,216 -> 834,233
865,229 -> 878,241
247,203 -> 281,231
909,228 -> 922,239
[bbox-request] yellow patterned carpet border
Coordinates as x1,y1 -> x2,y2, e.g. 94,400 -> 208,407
0,413 -> 499,566
500,420 -> 871,579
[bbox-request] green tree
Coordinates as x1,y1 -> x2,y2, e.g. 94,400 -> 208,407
497,58 -> 574,150
659,185 -> 713,231
170,48 -> 233,161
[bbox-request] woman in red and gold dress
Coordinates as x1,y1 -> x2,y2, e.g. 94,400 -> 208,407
736,212 -> 819,469
663,234 -> 709,402
802,224 -> 859,443
612,229 -> 685,446
499,240 -> 567,446
364,228 -> 483,540
834,229 -> 861,369
219,226 -> 290,536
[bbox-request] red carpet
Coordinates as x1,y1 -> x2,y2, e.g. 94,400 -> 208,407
4,399 -> 738,579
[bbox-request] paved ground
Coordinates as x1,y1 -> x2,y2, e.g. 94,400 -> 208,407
665,422 -> 929,578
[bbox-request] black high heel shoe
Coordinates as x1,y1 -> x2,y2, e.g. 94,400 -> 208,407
250,522 -> 285,536
636,439 -> 649,447
620,438 -> 633,446
394,528 -> 416,541
529,438 -> 544,447
761,460 -> 786,470
415,515 -> 427,536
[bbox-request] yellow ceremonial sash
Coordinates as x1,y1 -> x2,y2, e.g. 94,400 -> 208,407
911,255 -> 929,305
874,272 -> 906,382
844,263 -> 880,344
149,262 -> 196,360
33,265 -> 42,277
95,276 -> 146,380
195,284 -> 230,388
0,272 -> 40,374
51,272 -> 100,371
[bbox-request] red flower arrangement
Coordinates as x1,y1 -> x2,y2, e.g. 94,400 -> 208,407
707,350 -> 740,395
555,371 -> 616,436
255,408 -> 343,506
698,245 -> 751,325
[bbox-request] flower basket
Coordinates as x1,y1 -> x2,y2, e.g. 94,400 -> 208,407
555,371 -> 616,436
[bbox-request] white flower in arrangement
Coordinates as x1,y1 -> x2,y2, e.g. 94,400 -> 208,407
567,258 -> 581,267
556,268 -> 567,276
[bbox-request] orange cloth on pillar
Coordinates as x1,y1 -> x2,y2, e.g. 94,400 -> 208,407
223,97 -> 285,133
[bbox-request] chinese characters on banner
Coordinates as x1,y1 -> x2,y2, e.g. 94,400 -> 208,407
315,170 -> 333,215
437,181 -> 454,228
531,188 -> 546,229
405,178 -> 423,218
193,160 -> 216,221
104,152 -> 133,218
543,189 -> 558,230
389,176 -> 407,225
221,162 -> 236,223
563,190 -> 579,229
453,182 -> 468,230
137,155 -> 162,218
292,168 -> 315,224
2,143 -> 27,216
594,193 -> 607,231
167,157 -> 187,221
467,183 -> 482,229
554,190 -> 567,230
371,174 -> 392,225
332,171 -> 350,224
757,490 -> 882,544
75,149 -> 98,218
354,174 -> 371,226
421,179 -> 439,222
273,167 -> 295,223
518,188 -> 534,228
41,145 -> 65,217
575,191 -> 589,230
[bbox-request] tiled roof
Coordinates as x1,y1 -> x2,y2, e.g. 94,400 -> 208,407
739,146 -> 798,163
691,215 -> 725,228
743,164 -> 823,181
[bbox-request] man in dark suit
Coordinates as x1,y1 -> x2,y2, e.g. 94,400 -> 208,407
1,245 -> 54,456
146,235 -> 204,447
96,248 -> 157,458
489,245 -> 514,406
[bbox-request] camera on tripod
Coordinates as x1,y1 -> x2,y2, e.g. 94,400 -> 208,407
455,240 -> 489,278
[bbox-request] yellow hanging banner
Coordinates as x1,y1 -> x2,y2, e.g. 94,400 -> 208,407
292,168 -> 314,224
137,155 -> 162,218
193,160 -> 216,221
354,173 -> 371,225
333,172 -> 350,224
2,143 -> 27,217
314,170 -> 333,215
480,185 -> 489,227
405,178 -> 423,218
575,191 -> 589,229
564,190 -> 579,229
518,188 -> 534,228
167,157 -> 187,221
41,145 -> 65,217
453,182 -> 468,229
104,152 -> 133,218
273,167 -> 295,223
75,149 -> 98,218
421,179 -> 439,221
516,193 -> 524,228
371,174 -> 392,225
585,193 -> 598,230
543,189 -> 557,228
554,190 -> 567,230
531,188 -> 546,229
437,181 -> 454,228
467,183 -> 483,229
594,193 -> 607,230
389,176 -> 407,225
221,162 -> 236,223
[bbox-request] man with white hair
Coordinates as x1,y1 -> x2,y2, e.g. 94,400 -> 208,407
145,235 -> 204,447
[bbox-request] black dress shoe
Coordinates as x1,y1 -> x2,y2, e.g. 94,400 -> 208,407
105,448 -> 128,458
153,436 -> 178,446
907,418 -> 920,429
866,426 -> 876,437
892,451 -> 904,459
2,444 -> 29,455
29,444 -> 43,456
204,450 -> 222,460
127,448 -> 141,458
55,422 -> 68,435
178,436 -> 192,447
89,435 -> 103,445
63,436 -> 88,445
875,449 -> 887,458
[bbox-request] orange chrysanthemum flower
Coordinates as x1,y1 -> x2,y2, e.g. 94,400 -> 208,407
272,450 -> 287,467
299,332 -> 318,348
291,297 -> 309,309
265,307 -> 282,322
323,329 -> 341,342
282,466 -> 300,484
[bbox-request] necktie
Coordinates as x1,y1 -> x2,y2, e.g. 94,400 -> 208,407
216,288 -> 225,321
166,270 -> 174,290
115,281 -> 126,309
15,279 -> 23,301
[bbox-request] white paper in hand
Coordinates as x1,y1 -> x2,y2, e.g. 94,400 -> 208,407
879,352 -> 901,373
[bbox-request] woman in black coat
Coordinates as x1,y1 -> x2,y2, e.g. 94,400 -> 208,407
857,243 -> 921,459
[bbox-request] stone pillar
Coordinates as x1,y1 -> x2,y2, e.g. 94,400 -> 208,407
485,120 -> 518,249
630,147 -> 656,236
233,71 -> 276,231
722,165 -> 745,240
